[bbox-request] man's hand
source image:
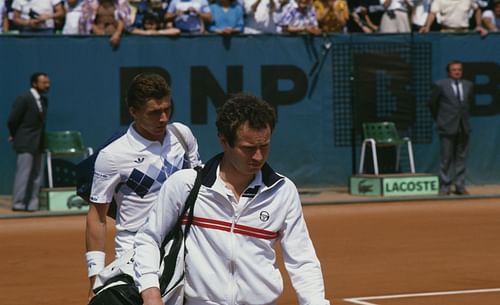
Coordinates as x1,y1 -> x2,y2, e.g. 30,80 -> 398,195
38,14 -> 52,22
419,25 -> 429,33
218,27 -> 238,35
475,26 -> 488,37
110,32 -> 121,48
27,19 -> 43,28
306,26 -> 322,35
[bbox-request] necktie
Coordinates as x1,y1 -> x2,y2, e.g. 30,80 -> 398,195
454,80 -> 462,102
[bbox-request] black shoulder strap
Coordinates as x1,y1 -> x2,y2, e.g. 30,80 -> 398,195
160,166 -> 203,249
181,166 -> 204,238
158,166 -> 205,294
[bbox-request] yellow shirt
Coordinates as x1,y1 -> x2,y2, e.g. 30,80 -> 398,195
313,0 -> 349,32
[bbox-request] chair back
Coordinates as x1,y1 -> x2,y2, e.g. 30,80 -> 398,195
47,158 -> 77,186
44,130 -> 87,155
362,122 -> 402,145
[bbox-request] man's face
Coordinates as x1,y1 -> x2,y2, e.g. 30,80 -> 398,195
221,122 -> 271,177
33,75 -> 50,94
448,63 -> 463,80
130,97 -> 172,142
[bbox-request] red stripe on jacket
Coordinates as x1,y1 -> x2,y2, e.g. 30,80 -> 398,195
181,216 -> 279,240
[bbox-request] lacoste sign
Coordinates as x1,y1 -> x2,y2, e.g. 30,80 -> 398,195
350,175 -> 439,196
382,176 -> 439,196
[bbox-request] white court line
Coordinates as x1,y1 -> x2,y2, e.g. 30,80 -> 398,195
343,288 -> 500,305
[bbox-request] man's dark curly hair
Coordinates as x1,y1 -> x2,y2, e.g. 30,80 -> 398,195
216,93 -> 276,147
127,73 -> 171,109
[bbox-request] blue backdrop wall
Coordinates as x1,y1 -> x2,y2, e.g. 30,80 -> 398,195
1,33 -> 499,194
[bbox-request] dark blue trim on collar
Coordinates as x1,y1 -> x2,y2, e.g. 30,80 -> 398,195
261,162 -> 283,187
201,153 -> 283,188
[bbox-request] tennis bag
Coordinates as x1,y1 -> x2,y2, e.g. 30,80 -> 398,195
88,166 -> 204,305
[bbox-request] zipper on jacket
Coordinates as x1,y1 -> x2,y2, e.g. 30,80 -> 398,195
229,215 -> 237,305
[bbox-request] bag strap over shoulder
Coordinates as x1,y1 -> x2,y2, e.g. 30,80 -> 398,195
168,124 -> 188,152
168,123 -> 191,168
168,123 -> 192,168
160,166 -> 203,249
158,166 -> 205,293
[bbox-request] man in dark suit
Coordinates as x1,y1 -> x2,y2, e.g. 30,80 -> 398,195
7,72 -> 50,211
429,61 -> 472,196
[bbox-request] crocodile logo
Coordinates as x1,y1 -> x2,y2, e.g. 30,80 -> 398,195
358,179 -> 373,194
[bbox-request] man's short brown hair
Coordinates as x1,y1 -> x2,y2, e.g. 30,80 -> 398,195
216,93 -> 276,147
127,73 -> 171,109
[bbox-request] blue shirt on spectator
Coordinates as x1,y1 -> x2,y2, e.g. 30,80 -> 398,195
208,1 -> 243,32
167,0 -> 210,32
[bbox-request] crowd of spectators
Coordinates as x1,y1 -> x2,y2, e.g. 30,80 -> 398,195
0,0 -> 499,44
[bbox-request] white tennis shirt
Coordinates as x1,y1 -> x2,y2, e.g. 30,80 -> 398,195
90,122 -> 201,255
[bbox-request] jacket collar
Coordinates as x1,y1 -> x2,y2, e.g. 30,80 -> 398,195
201,153 -> 284,189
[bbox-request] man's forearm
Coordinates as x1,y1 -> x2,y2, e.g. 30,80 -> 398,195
474,8 -> 484,31
141,287 -> 163,305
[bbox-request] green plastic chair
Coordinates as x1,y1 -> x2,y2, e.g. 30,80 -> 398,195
358,122 -> 415,175
44,131 -> 93,188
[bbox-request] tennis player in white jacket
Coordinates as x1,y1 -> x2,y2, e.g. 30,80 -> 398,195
133,93 -> 330,305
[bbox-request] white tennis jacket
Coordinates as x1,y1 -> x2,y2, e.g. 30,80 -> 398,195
134,154 -> 330,305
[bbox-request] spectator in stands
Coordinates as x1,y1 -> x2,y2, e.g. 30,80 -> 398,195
410,0 -> 432,32
62,0 -> 84,34
79,0 -> 131,47
379,0 -> 411,33
481,0 -> 500,32
243,0 -> 280,33
356,0 -> 385,32
419,0 -> 488,36
469,0 -> 489,30
130,9 -> 181,34
11,0 -> 65,34
165,0 -> 212,33
1,0 -> 8,32
131,0 -> 170,30
348,1 -> 372,32
3,0 -> 14,31
132,0 -> 151,28
273,0 -> 291,26
278,0 -> 321,34
313,0 -> 349,33
207,0 -> 244,34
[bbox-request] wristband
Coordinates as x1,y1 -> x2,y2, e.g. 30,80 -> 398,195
86,251 -> 105,277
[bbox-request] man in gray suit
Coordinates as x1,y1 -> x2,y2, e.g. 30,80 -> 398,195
7,72 -> 50,211
429,61 -> 472,195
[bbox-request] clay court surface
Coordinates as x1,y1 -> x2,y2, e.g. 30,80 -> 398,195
1,198 -> 500,305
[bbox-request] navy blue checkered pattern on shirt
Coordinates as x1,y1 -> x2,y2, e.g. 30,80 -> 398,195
126,169 -> 155,198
